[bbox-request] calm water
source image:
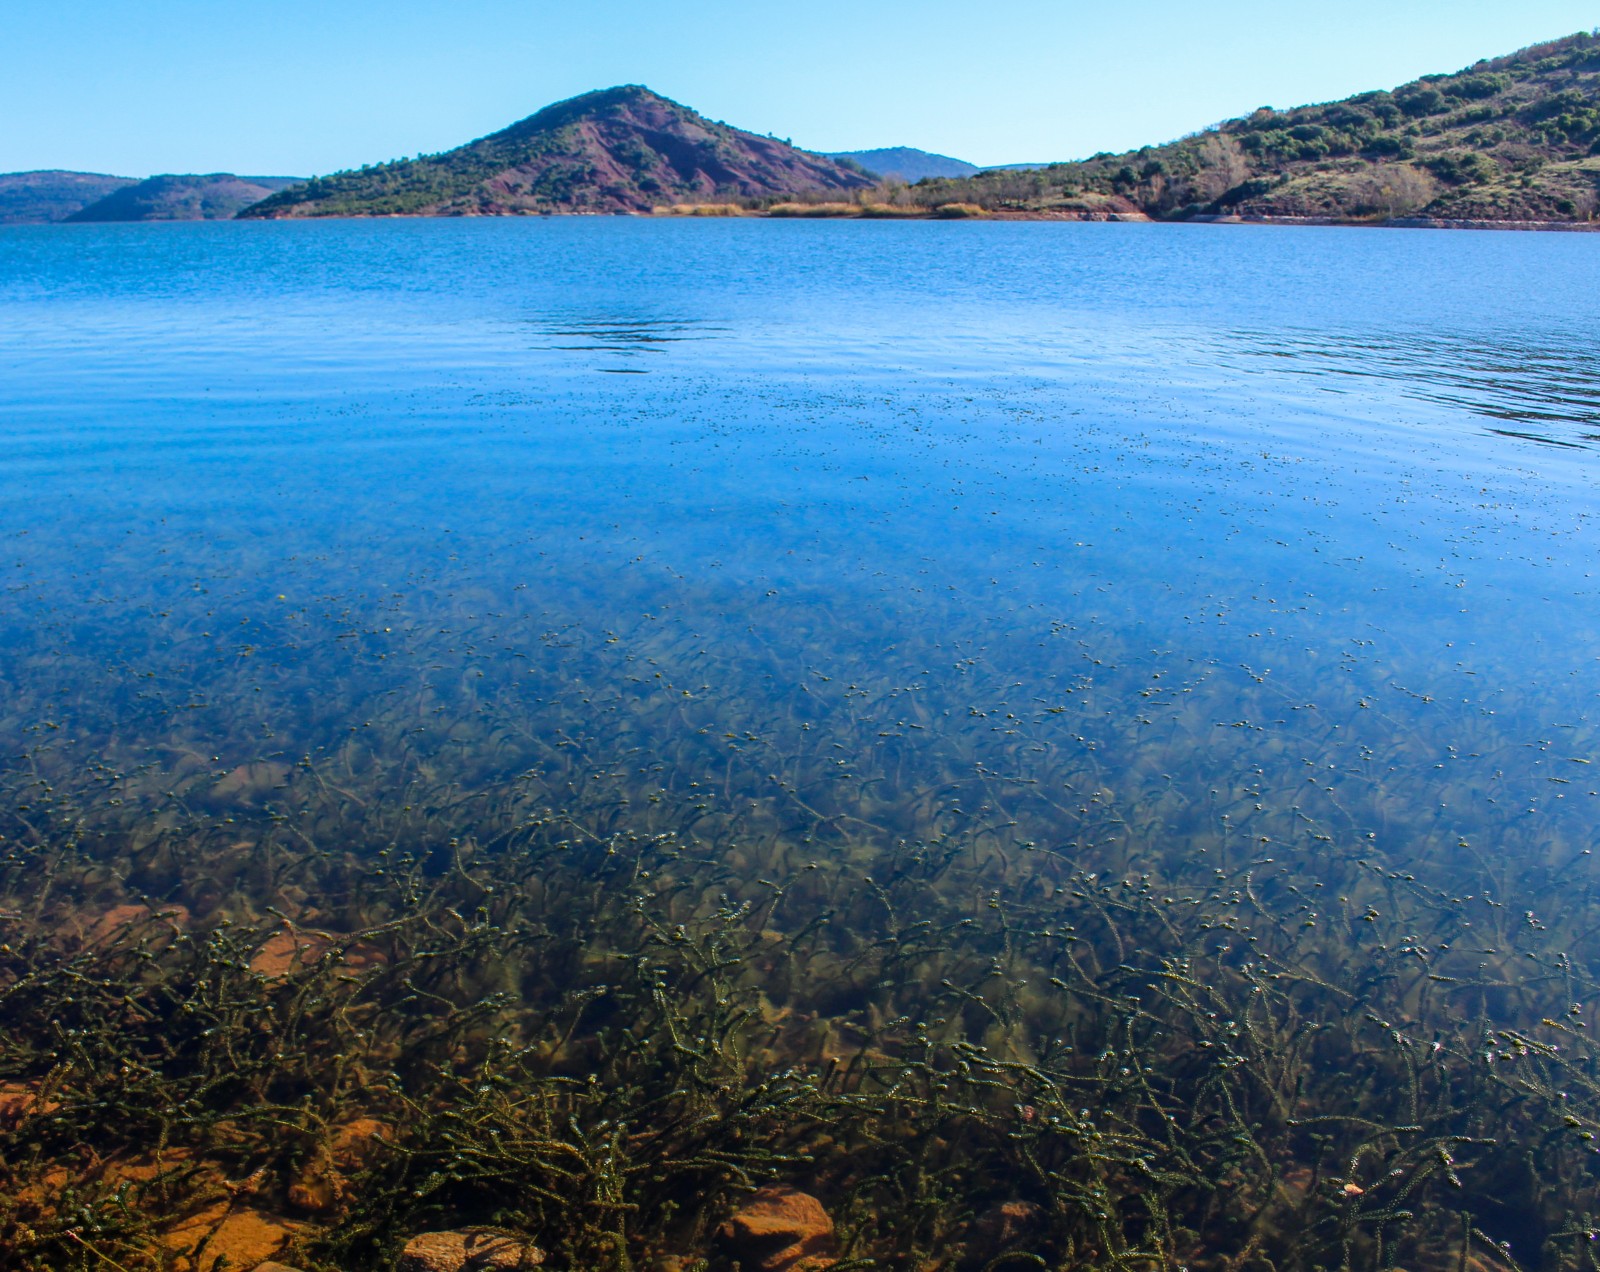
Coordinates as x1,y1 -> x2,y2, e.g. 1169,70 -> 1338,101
4,219 -> 1600,1268
4,220 -> 1598,876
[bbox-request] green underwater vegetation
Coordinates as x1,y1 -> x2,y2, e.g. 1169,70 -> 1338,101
2,546 -> 1599,1272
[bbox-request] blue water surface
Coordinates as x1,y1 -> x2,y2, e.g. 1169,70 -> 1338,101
1,217 -> 1598,896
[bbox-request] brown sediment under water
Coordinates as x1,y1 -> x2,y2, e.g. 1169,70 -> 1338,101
2,218 -> 1600,1271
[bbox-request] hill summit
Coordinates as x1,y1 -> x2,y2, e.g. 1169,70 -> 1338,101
244,86 -> 873,218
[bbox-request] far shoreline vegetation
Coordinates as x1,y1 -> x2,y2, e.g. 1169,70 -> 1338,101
4,30 -> 1599,230
655,30 -> 1600,230
645,199 -> 1596,230
241,28 -> 1600,230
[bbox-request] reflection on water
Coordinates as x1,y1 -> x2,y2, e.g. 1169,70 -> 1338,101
527,315 -> 729,372
1230,326 -> 1600,450
1,220 -> 1599,1272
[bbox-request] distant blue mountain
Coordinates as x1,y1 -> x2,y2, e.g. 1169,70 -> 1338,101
828,147 -> 980,182
66,173 -> 304,222
0,170 -> 136,223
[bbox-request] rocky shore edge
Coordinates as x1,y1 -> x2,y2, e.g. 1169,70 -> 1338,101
648,203 -> 1598,230
1188,212 -> 1600,231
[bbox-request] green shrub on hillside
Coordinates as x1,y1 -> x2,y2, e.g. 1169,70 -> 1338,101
897,30 -> 1600,223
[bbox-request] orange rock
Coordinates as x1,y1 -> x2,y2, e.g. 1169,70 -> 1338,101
84,902 -> 190,947
249,930 -> 332,978
330,1116 -> 391,1169
398,1228 -> 545,1271
105,1146 -> 195,1186
720,1186 -> 839,1272
341,939 -> 390,972
0,1081 -> 59,1128
212,761 -> 292,804
163,1202 -> 300,1270
283,1115 -> 390,1214
286,1169 -> 338,1215
1278,1165 -> 1315,1201
974,1199 -> 1044,1248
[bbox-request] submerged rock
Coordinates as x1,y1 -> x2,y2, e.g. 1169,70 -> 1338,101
211,760 -> 293,804
286,1166 -> 338,1215
163,1204 -> 301,1268
719,1186 -> 839,1272
81,901 -> 190,948
398,1228 -> 545,1271
286,1116 -> 393,1215
249,929 -> 332,977
0,1081 -> 59,1128
329,1115 -> 391,1168
973,1199 -> 1045,1253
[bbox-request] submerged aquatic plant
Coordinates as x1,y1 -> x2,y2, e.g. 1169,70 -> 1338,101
3,760 -> 1600,1272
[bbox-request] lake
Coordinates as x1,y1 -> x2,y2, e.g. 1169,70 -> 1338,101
2,219 -> 1598,1271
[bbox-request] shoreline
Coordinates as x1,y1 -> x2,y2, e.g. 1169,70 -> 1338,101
745,207 -> 1600,231
1187,211 -> 1600,233
16,207 -> 1599,232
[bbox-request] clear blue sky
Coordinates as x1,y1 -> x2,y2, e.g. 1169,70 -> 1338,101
6,1 -> 1598,177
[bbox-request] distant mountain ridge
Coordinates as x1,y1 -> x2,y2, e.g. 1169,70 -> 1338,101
243,86 -> 873,218
0,171 -> 136,223
829,148 -> 980,181
67,174 -> 303,222
12,32 -> 1600,228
